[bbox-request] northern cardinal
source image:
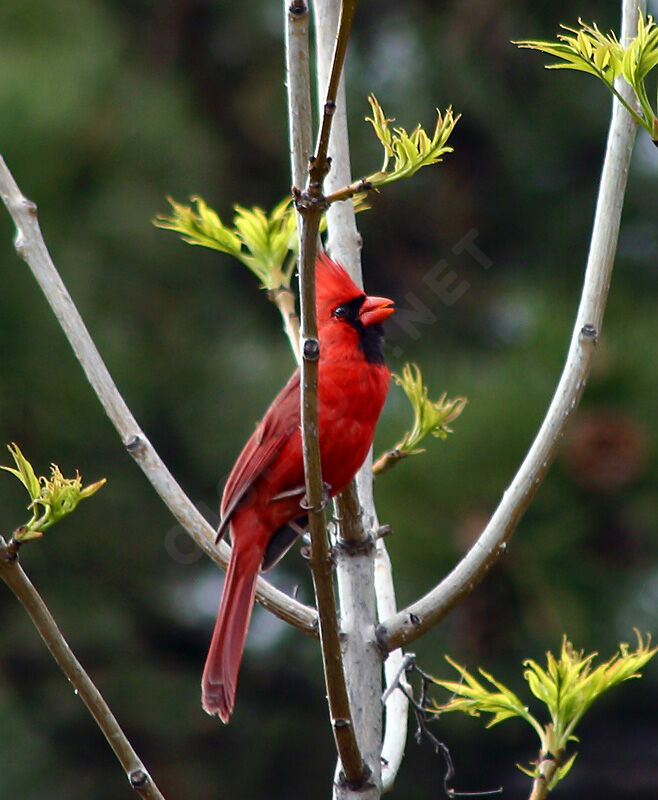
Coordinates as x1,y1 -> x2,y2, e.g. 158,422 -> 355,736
202,253 -> 395,721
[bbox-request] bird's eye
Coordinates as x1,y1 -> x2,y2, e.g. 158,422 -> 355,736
333,305 -> 347,318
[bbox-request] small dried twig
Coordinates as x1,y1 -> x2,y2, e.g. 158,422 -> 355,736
0,538 -> 166,800
387,657 -> 502,800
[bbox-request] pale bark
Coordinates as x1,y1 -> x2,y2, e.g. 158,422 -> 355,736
0,538 -> 166,800
0,156 -> 318,638
379,0 -> 643,654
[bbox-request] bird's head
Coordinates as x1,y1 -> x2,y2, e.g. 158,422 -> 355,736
314,252 -> 395,364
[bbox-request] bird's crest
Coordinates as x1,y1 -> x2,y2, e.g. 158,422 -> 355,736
315,252 -> 363,318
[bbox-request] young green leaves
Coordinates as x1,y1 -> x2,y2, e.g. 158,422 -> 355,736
2,443 -> 105,541
429,633 -> 657,794
373,363 -> 466,475
516,14 -> 658,141
154,196 -> 298,291
365,95 -> 460,187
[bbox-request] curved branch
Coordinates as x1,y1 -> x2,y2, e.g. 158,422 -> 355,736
378,0 -> 643,653
0,156 -> 318,638
0,538 -> 166,800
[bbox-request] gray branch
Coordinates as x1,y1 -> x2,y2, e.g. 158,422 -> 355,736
0,156 -> 318,638
0,538 -> 166,800
379,0 -> 643,653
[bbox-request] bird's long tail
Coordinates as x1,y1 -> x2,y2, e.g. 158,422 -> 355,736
201,546 -> 261,722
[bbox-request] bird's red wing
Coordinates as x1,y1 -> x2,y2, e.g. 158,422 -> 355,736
217,368 -> 301,539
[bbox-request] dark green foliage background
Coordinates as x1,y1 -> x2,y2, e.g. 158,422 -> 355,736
1,1 -> 657,797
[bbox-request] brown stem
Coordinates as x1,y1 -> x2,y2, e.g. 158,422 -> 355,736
335,481 -> 367,546
308,0 -> 358,187
295,0 -> 367,788
0,538 -> 166,800
371,448 -> 407,476
527,753 -> 560,800
324,177 -> 373,206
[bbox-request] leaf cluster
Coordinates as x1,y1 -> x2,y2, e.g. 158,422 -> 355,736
154,95 -> 460,295
2,443 -> 105,540
516,13 -> 658,140
392,363 -> 467,456
155,99 -> 464,471
154,196 -> 298,291
365,95 -> 460,187
429,632 -> 657,792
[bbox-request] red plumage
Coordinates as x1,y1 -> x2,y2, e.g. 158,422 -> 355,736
202,254 -> 394,721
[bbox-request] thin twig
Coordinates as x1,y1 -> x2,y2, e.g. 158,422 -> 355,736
527,752 -> 559,800
293,0 -> 367,787
381,652 -> 415,706
309,0 -> 358,188
324,177 -> 373,205
0,538 -> 166,800
372,447 -> 407,476
0,155 -> 318,639
312,0 -> 407,791
378,0 -> 643,653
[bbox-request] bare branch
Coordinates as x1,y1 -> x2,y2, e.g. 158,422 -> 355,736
378,0 -> 644,653
324,177 -> 373,206
292,0 -> 369,788
282,0 -> 311,368
285,0 -> 314,191
0,537 -> 166,800
372,448 -> 407,476
376,537 -> 410,793
313,0 -> 407,791
0,155 -> 318,638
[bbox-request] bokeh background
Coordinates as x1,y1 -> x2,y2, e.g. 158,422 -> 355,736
1,0 -> 657,797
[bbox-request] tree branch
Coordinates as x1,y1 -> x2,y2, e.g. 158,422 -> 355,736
0,155 -> 318,638
292,0 -> 368,788
313,0 -> 408,792
285,0 -> 314,191
378,0 -> 643,653
527,752 -> 559,800
324,177 -> 373,206
282,0 -> 313,366
0,537 -> 166,800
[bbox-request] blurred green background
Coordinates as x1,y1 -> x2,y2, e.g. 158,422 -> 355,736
1,0 -> 657,797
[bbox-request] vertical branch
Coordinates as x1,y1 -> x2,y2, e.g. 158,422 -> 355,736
312,0 -> 403,795
0,539 -> 166,800
284,0 -> 314,370
354,463 -> 408,794
312,0 -> 361,273
333,480 -> 381,798
285,0 -> 314,190
290,0 -> 368,788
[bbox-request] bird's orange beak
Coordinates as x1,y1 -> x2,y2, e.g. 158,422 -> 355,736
359,295 -> 395,327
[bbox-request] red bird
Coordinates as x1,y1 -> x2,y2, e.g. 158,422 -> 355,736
202,253 -> 394,722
